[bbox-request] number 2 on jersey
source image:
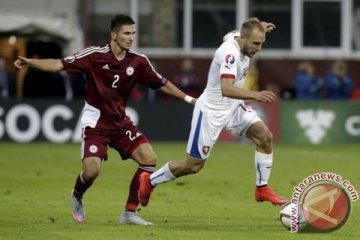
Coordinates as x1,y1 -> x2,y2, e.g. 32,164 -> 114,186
126,130 -> 137,141
112,74 -> 120,88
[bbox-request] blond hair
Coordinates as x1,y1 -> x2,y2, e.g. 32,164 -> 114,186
241,17 -> 265,37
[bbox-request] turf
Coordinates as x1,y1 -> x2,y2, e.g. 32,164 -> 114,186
0,142 -> 359,240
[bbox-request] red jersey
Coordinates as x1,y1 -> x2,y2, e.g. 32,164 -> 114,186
61,44 -> 167,129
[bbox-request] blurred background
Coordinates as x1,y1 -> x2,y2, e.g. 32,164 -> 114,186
0,0 -> 359,144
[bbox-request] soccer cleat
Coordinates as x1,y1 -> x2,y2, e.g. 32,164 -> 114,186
119,211 -> 154,225
71,190 -> 86,224
138,172 -> 154,207
255,186 -> 288,205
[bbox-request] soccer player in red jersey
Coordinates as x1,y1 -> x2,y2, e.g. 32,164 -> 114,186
14,14 -> 196,225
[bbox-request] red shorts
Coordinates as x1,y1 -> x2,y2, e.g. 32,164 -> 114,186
81,122 -> 148,161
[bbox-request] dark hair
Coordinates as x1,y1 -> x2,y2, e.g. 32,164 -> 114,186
241,17 -> 265,37
110,14 -> 135,32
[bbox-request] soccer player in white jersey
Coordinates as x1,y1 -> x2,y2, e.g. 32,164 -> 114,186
138,18 -> 287,208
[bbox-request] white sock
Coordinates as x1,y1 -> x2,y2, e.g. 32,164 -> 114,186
150,162 -> 176,186
255,151 -> 273,186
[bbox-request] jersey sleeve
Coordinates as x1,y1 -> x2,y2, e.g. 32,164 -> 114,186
218,46 -> 239,80
60,47 -> 94,74
138,56 -> 168,89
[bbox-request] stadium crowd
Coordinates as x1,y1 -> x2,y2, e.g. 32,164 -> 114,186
1,54 -> 360,101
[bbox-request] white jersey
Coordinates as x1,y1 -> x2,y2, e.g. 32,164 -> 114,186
186,36 -> 261,159
199,36 -> 250,111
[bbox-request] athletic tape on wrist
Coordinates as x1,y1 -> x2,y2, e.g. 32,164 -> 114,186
184,95 -> 194,103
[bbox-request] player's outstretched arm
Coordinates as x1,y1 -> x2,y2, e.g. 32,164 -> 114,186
253,90 -> 277,103
160,81 -> 197,105
221,78 -> 276,103
14,56 -> 64,72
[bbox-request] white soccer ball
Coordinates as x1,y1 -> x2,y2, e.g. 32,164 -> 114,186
279,202 -> 292,229
279,202 -> 308,231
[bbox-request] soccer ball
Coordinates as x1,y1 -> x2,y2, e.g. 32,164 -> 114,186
279,202 -> 308,231
279,202 -> 292,229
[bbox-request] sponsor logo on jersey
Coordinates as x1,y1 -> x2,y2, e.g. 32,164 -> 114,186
126,67 -> 134,76
64,55 -> 76,63
102,64 -> 110,69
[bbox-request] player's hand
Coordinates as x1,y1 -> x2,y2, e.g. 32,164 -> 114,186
261,22 -> 276,33
14,56 -> 30,69
254,90 -> 276,103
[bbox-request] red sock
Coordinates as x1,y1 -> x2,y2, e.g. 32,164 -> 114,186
125,165 -> 155,212
73,171 -> 93,199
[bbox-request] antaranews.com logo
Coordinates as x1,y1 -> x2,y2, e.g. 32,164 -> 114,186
290,172 -> 358,233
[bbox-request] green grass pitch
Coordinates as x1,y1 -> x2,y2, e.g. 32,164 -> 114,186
0,142 -> 359,240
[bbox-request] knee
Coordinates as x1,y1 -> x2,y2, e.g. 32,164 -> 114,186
83,167 -> 100,181
83,161 -> 101,181
258,130 -> 273,152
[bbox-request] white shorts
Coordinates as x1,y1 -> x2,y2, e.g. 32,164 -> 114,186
186,101 -> 261,159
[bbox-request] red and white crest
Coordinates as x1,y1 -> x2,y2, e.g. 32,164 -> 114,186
202,146 -> 210,155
